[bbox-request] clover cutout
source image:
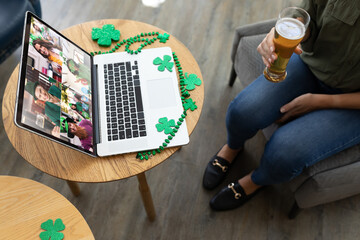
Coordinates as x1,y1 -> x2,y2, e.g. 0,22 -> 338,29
184,73 -> 202,90
39,219 -> 65,240
156,117 -> 176,134
157,33 -> 170,43
153,55 -> 174,72
183,98 -> 197,111
92,24 -> 120,47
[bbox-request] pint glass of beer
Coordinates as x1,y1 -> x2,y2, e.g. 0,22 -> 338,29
264,7 -> 310,82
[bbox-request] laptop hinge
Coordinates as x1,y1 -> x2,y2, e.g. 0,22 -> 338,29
92,63 -> 101,145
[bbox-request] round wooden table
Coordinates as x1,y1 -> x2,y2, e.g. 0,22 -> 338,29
0,175 -> 94,239
2,19 -> 204,221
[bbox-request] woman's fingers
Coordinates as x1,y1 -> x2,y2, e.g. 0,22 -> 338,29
294,45 -> 303,55
257,28 -> 277,67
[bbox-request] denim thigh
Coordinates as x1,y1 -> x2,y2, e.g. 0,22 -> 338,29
251,108 -> 360,185
226,54 -> 321,149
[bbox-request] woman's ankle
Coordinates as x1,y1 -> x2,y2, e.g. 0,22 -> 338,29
238,172 -> 261,195
217,144 -> 241,163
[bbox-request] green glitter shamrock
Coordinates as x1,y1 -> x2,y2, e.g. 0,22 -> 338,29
39,219 -> 65,240
91,24 -> 120,47
157,33 -> 170,43
183,98 -> 197,111
184,73 -> 202,90
156,117 -> 176,134
153,55 -> 174,72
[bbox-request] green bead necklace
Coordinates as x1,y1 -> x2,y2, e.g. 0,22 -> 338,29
90,31 -> 161,56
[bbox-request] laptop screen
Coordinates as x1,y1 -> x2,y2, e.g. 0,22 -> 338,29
15,12 -> 95,155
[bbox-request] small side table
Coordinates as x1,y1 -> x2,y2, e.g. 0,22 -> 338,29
0,175 -> 95,240
2,19 -> 204,221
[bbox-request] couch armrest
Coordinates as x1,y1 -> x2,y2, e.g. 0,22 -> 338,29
230,19 -> 276,62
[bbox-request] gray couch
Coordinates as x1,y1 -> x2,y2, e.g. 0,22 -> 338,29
229,19 -> 360,218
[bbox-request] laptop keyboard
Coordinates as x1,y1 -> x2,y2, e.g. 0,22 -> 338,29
104,61 -> 146,141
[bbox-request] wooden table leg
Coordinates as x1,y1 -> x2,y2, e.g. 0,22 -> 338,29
137,172 -> 156,221
66,180 -> 80,197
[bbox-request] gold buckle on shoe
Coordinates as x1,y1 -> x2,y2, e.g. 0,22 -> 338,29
228,183 -> 241,199
212,159 -> 228,172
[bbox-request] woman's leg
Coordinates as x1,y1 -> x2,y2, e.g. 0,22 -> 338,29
215,54 -> 321,165
251,108 -> 360,185
209,54 -> 360,210
206,54 -> 320,192
226,54 -> 320,150
209,95 -> 360,211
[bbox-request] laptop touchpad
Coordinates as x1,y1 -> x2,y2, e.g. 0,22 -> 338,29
147,78 -> 177,109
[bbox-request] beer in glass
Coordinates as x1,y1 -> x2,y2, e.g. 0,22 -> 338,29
264,7 -> 310,82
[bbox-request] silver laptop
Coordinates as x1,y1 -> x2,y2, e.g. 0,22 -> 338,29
14,12 -> 189,157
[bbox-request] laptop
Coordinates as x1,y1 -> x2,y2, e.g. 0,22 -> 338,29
14,12 -> 189,157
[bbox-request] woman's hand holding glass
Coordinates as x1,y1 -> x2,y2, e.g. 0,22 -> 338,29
257,27 -> 303,68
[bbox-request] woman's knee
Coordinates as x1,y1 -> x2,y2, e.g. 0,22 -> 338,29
258,133 -> 307,183
226,91 -> 270,129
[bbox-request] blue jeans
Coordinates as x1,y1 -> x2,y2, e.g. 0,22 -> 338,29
226,54 -> 360,185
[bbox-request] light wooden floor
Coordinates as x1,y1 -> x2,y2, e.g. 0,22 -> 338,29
1,0 -> 360,239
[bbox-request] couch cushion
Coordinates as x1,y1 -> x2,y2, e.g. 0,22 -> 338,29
231,19 -> 276,62
234,34 -> 265,87
288,144 -> 360,192
294,159 -> 360,208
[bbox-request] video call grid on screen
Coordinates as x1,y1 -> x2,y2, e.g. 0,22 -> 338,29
18,14 -> 95,154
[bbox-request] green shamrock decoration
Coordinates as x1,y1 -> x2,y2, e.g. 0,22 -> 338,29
184,73 -> 202,90
39,219 -> 65,240
183,98 -> 197,111
67,60 -> 76,73
157,33 -> 170,43
91,24 -> 120,47
156,117 -> 176,134
153,55 -> 174,72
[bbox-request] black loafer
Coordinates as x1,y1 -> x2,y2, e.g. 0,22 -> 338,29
209,182 -> 261,211
202,152 -> 231,190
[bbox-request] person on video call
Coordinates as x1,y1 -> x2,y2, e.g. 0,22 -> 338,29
202,0 -> 360,211
25,81 -> 61,127
32,23 -> 55,43
62,117 -> 93,151
32,39 -> 62,71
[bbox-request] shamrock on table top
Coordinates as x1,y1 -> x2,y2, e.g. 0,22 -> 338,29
92,24 -> 120,47
39,219 -> 65,240
184,73 -> 202,90
183,98 -> 197,111
153,55 -> 174,72
157,33 -> 170,43
156,117 -> 176,134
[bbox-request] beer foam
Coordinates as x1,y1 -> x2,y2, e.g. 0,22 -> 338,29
276,18 -> 305,40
